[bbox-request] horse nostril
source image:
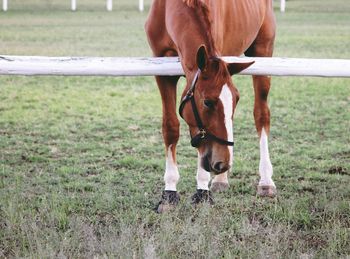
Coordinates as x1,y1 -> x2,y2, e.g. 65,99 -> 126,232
213,162 -> 229,174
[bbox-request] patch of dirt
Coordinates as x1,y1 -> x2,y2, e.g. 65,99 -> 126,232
84,167 -> 99,176
327,166 -> 348,175
302,233 -> 327,249
21,154 -> 30,162
335,150 -> 350,159
299,186 -> 316,194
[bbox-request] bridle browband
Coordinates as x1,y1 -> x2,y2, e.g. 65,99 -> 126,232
179,69 -> 234,148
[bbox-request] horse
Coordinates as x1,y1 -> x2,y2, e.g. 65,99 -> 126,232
145,0 -> 276,213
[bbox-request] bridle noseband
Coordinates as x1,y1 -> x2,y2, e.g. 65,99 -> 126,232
179,70 -> 235,148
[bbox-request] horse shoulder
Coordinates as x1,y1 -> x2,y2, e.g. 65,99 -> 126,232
145,0 -> 177,57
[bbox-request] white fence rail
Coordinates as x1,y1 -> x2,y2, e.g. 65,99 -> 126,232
1,55 -> 350,77
2,0 -> 144,12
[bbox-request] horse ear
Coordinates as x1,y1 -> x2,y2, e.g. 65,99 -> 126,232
227,61 -> 255,75
196,45 -> 208,71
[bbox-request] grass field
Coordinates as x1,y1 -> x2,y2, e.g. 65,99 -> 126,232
1,0 -> 350,258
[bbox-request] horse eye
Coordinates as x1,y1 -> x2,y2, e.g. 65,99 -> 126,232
203,99 -> 215,109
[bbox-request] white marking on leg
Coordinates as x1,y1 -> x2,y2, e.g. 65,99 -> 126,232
164,145 -> 180,191
212,84 -> 233,185
259,128 -> 275,187
197,152 -> 211,190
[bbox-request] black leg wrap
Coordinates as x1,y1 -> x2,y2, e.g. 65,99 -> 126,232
155,190 -> 180,213
191,189 -> 214,205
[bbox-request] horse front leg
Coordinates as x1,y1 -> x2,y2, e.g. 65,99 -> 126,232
211,172 -> 229,192
192,152 -> 214,204
155,75 -> 181,213
253,75 -> 276,197
245,9 -> 277,197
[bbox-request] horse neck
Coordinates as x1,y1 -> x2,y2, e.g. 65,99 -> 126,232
179,39 -> 214,75
167,2 -> 216,75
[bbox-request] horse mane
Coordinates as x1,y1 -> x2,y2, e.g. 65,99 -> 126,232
182,0 -> 217,56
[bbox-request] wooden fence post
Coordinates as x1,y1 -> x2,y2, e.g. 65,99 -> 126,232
139,0 -> 144,12
107,0 -> 112,11
281,0 -> 286,12
71,0 -> 76,11
3,0 -> 8,11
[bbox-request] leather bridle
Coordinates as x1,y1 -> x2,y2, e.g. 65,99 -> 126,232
178,69 -> 235,148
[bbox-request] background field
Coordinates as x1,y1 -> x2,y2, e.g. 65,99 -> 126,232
0,0 -> 349,258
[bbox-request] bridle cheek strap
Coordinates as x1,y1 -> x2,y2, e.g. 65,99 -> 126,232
179,70 -> 234,148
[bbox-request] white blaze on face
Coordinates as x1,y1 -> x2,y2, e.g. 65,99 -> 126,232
219,84 -> 233,166
164,145 -> 180,191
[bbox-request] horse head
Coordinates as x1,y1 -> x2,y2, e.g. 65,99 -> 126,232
179,45 -> 254,175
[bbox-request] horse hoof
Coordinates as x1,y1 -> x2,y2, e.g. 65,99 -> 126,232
211,182 -> 229,193
156,190 -> 180,213
257,185 -> 277,198
191,189 -> 214,205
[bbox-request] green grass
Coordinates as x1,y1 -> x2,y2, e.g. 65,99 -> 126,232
1,0 -> 350,258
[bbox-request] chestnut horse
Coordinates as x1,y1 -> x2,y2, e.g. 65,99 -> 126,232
145,0 -> 276,212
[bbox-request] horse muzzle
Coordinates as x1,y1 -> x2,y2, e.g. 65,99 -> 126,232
202,153 -> 230,175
